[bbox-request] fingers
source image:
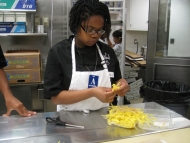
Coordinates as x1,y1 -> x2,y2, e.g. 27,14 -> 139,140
108,96 -> 115,103
4,95 -> 37,117
19,104 -> 36,116
104,91 -> 116,103
2,110 -> 12,117
27,110 -> 37,115
18,105 -> 36,117
3,104 -> 36,117
95,87 -> 116,103
115,81 -> 130,96
117,88 -> 129,96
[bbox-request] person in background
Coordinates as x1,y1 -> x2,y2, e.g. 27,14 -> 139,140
44,0 -> 129,112
107,29 -> 130,105
107,29 -> 122,63
0,45 -> 36,117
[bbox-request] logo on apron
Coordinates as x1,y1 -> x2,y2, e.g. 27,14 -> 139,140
103,52 -> 110,65
88,75 -> 99,88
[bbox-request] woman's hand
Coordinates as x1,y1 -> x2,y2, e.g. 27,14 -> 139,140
115,78 -> 129,97
93,87 -> 116,103
3,95 -> 36,117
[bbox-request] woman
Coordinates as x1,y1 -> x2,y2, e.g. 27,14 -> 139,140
107,29 -> 122,63
44,0 -> 129,112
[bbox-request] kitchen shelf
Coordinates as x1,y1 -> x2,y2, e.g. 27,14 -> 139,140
111,20 -> 122,25
110,11 -> 121,14
9,82 -> 43,87
0,9 -> 36,13
109,7 -> 123,10
0,33 -> 47,36
100,0 -> 123,2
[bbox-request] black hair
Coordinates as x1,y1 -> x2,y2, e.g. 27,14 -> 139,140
69,0 -> 111,35
112,29 -> 122,38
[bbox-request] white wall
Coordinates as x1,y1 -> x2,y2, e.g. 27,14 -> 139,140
168,0 -> 190,57
125,0 -> 148,54
125,31 -> 147,54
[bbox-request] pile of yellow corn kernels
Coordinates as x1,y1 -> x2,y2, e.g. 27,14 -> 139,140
103,106 -> 155,129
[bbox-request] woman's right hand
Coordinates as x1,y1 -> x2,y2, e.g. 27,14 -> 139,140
92,87 -> 116,103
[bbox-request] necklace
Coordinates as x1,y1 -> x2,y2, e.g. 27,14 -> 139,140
76,46 -> 98,71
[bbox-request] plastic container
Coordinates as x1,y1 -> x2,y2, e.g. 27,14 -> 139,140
139,109 -> 175,131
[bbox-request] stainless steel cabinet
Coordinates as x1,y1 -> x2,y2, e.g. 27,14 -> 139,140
146,0 -> 190,86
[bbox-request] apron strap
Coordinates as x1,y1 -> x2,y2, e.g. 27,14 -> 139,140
72,38 -> 108,71
96,44 -> 108,70
71,38 -> 76,73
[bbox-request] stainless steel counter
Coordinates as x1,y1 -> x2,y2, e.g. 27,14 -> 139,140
0,102 -> 190,143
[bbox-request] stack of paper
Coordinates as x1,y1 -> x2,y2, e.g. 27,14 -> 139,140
125,50 -> 146,67
125,78 -> 143,100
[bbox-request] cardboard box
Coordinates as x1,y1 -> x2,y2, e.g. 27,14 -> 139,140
5,68 -> 41,84
0,0 -> 36,11
0,22 -> 26,33
4,50 -> 40,70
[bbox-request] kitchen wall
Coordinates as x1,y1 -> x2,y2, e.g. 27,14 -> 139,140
125,31 -> 147,54
125,0 -> 148,54
168,0 -> 190,57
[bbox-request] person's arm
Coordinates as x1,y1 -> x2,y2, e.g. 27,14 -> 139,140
51,87 -> 116,105
107,37 -> 114,48
0,69 -> 36,117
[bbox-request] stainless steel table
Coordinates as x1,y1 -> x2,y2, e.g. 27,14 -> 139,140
0,102 -> 190,143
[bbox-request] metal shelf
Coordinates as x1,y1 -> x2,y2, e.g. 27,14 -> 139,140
0,9 -> 36,13
109,7 -> 123,10
0,33 -> 47,36
110,11 -> 121,14
100,0 -> 123,2
9,82 -> 43,87
111,20 -> 122,25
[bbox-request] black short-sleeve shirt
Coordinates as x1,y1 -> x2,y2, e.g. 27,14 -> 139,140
0,45 -> 7,69
44,36 -> 122,99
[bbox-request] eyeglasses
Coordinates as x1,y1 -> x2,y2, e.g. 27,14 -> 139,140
80,25 -> 105,35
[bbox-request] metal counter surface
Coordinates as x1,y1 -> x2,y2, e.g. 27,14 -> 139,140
0,102 -> 190,143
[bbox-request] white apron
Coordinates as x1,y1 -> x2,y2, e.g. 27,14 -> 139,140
57,38 -> 111,111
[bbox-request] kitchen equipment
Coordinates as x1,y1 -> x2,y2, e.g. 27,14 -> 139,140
141,45 -> 147,60
138,109 -> 175,131
37,25 -> 44,33
46,116 -> 84,129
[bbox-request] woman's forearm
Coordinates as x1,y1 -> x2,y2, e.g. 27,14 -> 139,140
51,88 -> 94,104
107,37 -> 114,48
0,69 -> 12,98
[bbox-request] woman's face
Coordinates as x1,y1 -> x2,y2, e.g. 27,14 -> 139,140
113,37 -> 122,44
75,15 -> 104,48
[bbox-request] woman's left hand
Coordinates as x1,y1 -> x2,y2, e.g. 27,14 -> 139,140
115,78 -> 129,97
